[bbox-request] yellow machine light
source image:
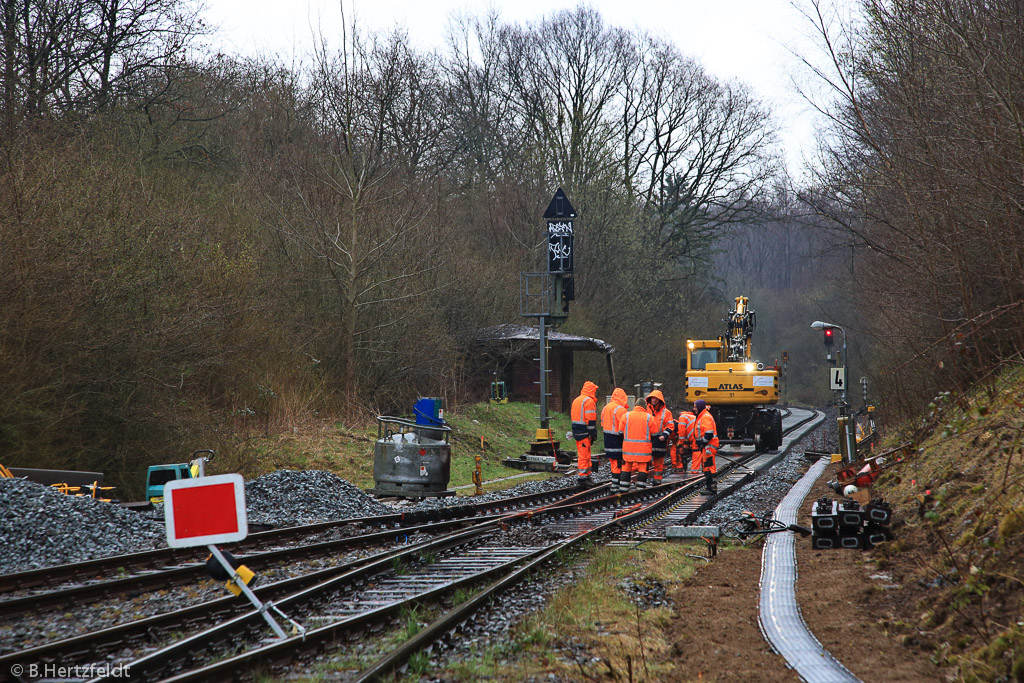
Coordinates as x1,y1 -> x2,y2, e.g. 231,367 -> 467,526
745,363 -> 755,372
687,340 -> 695,350
226,565 -> 257,597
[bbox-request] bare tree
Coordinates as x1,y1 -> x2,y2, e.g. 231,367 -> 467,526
0,0 -> 205,133
798,0 -> 1024,414
258,24 -> 452,407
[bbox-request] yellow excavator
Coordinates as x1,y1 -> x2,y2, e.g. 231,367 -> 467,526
683,296 -> 783,451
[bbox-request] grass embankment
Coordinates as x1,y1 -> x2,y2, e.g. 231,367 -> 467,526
867,364 -> 1024,682
218,402 -> 572,495
440,543 -> 712,681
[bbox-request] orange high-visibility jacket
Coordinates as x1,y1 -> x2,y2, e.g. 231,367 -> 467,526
646,390 -> 675,449
571,381 -> 599,441
677,411 -> 697,448
601,388 -> 629,456
696,408 -> 719,454
618,405 -> 653,462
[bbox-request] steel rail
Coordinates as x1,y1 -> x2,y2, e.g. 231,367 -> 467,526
0,518 -> 511,673
0,480 -> 604,594
353,476 -> 710,681
87,518 -> 507,682
1,486 -> 619,663
156,479 -> 702,683
199,408 -> 825,681
7,409 -> 824,681
82,478 -> 695,682
0,513 -> 509,620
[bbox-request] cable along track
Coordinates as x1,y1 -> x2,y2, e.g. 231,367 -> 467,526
759,456 -> 861,682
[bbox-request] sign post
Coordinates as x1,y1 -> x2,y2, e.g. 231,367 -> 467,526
829,367 -> 846,392
518,188 -> 577,461
781,350 -> 789,403
164,474 -> 298,640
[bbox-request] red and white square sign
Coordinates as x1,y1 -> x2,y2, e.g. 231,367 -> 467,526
164,473 -> 248,548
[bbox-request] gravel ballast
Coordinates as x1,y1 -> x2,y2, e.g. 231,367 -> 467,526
696,407 -> 839,527
244,469 -> 392,526
0,478 -> 165,574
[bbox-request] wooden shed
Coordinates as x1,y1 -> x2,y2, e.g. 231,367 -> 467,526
471,324 -> 615,414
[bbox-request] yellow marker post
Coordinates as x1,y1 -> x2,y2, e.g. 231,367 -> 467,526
473,437 -> 484,495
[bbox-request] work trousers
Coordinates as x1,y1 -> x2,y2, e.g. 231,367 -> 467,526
620,457 -> 651,490
650,454 -> 665,484
691,448 -> 703,473
677,445 -> 692,471
576,437 -> 593,478
700,447 -> 717,474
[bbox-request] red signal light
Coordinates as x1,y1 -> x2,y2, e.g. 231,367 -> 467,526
823,328 -> 834,346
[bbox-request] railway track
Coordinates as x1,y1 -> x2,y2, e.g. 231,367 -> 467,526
0,482 -> 602,596
92,477 -> 713,683
0,408 -> 823,682
0,485 -> 618,676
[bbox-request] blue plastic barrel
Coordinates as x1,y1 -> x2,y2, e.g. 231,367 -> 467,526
413,397 -> 444,440
413,397 -> 442,425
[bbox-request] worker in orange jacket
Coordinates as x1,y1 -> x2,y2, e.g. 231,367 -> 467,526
693,399 -> 719,493
601,388 -> 629,492
617,397 -> 653,490
570,380 -> 599,487
676,405 -> 697,473
645,389 -> 675,485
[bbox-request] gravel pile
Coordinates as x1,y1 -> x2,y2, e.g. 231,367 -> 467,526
618,575 -> 672,609
0,478 -> 165,574
244,470 -> 392,526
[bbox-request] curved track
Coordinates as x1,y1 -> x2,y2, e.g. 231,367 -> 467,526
0,483 -> 601,596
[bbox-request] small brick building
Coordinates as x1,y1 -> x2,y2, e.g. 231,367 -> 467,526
472,324 -> 615,413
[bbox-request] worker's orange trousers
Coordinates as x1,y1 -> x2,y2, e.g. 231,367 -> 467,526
676,445 -> 691,470
608,453 -> 622,476
690,448 -> 702,473
651,455 -> 665,483
576,437 -> 593,478
698,449 -> 717,474
622,458 -> 649,474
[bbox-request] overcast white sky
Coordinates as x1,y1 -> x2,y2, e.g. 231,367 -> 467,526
203,0 -> 832,176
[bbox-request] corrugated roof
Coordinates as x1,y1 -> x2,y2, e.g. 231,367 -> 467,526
474,324 -> 614,354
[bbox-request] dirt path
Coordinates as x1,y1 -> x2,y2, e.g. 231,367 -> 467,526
662,547 -> 799,682
795,462 -> 940,683
658,461 -> 942,683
